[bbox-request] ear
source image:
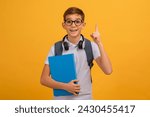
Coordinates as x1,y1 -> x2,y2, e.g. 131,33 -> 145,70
83,22 -> 86,27
81,22 -> 86,29
62,22 -> 66,29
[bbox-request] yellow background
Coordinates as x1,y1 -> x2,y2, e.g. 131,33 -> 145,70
0,0 -> 150,99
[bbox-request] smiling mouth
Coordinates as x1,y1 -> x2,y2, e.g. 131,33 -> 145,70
70,29 -> 78,32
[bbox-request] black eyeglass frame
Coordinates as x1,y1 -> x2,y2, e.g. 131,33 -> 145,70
64,19 -> 83,26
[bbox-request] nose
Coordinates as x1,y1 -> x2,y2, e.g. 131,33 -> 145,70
71,22 -> 76,27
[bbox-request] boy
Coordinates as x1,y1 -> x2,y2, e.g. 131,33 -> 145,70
40,7 -> 112,100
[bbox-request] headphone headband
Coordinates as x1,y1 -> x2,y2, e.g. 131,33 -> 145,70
62,34 -> 84,42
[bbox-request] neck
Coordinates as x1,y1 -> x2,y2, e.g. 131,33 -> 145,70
67,34 -> 81,44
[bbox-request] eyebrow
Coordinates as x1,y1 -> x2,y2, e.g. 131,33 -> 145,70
65,18 -> 82,21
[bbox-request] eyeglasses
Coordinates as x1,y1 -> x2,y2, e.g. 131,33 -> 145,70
64,19 -> 83,26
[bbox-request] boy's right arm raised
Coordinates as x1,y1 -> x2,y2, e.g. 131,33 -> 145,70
40,64 -> 80,96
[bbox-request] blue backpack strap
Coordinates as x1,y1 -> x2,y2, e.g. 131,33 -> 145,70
84,39 -> 94,69
54,41 -> 63,56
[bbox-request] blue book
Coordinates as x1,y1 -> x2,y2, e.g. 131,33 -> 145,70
48,54 -> 77,96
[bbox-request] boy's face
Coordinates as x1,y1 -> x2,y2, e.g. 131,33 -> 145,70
62,14 -> 85,39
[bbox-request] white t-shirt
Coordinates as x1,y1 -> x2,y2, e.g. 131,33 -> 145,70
45,37 -> 101,100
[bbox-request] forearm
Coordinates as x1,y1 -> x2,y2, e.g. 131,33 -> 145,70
40,75 -> 67,90
97,42 -> 112,74
41,75 -> 80,95
90,24 -> 112,74
40,64 -> 80,95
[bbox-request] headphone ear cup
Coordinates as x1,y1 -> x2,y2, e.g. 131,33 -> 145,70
78,40 -> 83,49
63,42 -> 69,50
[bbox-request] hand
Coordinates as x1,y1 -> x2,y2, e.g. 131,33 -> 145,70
65,80 -> 80,96
90,24 -> 101,44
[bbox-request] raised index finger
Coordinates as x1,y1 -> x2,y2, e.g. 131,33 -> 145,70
95,24 -> 99,32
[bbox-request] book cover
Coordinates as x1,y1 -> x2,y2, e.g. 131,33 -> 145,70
48,54 -> 77,96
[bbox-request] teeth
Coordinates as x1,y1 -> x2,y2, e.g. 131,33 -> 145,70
70,29 -> 78,32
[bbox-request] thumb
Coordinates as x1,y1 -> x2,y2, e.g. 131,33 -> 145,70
90,34 -> 93,38
71,79 -> 79,83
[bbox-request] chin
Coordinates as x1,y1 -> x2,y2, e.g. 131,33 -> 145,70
69,33 -> 80,38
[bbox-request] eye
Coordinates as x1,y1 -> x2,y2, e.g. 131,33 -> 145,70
75,20 -> 82,24
66,20 -> 72,24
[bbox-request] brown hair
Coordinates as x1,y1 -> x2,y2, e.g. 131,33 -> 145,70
63,7 -> 85,21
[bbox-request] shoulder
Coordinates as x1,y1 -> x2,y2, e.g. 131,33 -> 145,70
48,45 -> 55,56
91,41 -> 98,48
47,39 -> 63,57
84,38 -> 98,49
55,40 -> 62,45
